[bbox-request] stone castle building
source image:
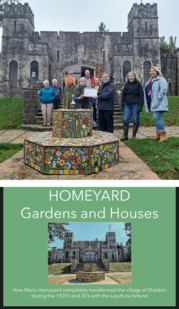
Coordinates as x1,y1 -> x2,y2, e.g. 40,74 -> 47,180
0,2 -> 179,98
50,231 -> 129,264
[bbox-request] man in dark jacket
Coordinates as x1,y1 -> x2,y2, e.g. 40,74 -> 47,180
51,79 -> 61,109
94,73 -> 115,133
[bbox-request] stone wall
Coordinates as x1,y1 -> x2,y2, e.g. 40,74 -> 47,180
1,2 -> 177,99
102,259 -> 109,271
76,272 -> 105,283
22,88 -> 39,124
71,258 -> 79,272
161,55 -> 177,96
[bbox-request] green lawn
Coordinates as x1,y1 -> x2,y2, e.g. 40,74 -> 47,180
0,98 -> 23,130
0,143 -> 24,163
109,262 -> 131,272
140,96 -> 179,126
124,137 -> 179,180
48,263 -> 71,275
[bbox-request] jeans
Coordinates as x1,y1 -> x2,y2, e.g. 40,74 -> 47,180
123,104 -> 140,125
99,110 -> 113,133
152,111 -> 165,131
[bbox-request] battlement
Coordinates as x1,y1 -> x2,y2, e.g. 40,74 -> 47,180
65,232 -> 74,237
128,2 -> 158,27
3,2 -> 34,26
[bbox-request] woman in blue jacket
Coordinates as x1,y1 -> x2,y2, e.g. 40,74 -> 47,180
144,66 -> 168,143
38,80 -> 56,126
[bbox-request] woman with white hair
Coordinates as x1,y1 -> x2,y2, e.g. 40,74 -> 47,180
121,72 -> 144,141
74,77 -> 89,109
38,80 -> 56,126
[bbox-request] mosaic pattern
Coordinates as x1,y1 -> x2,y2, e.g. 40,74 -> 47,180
84,264 -> 97,273
24,131 -> 119,175
24,131 -> 118,146
52,109 -> 92,138
44,147 -> 89,175
76,272 -> 105,282
24,140 -> 43,173
79,111 -> 92,137
91,142 -> 119,174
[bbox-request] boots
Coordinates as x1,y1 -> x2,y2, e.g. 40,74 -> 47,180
131,125 -> 139,140
153,130 -> 160,140
121,125 -> 129,141
159,131 -> 168,143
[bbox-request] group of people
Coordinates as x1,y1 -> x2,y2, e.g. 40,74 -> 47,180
38,66 -> 169,143
121,66 -> 168,143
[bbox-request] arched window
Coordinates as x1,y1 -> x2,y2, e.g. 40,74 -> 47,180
144,61 -> 151,84
9,61 -> 18,84
31,61 -> 38,84
66,251 -> 68,258
112,252 -> 114,260
123,61 -> 131,82
105,251 -> 108,259
73,251 -> 76,258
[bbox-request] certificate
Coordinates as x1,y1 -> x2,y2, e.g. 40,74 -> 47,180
84,88 -> 98,97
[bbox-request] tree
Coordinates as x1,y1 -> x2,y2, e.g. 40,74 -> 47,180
48,223 -> 70,244
0,0 -> 22,28
160,42 -> 175,56
124,223 -> 131,245
98,22 -> 109,33
127,246 -> 131,262
95,238 -> 98,241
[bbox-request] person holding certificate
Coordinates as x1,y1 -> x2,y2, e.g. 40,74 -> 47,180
93,73 -> 115,133
74,77 -> 89,109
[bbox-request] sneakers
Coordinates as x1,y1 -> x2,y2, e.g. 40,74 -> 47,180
93,121 -> 97,127
42,124 -> 47,127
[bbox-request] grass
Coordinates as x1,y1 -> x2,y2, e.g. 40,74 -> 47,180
48,275 -> 74,285
0,98 -> 23,130
48,263 -> 71,275
140,96 -> 179,127
124,137 -> 179,180
109,262 -> 131,272
106,273 -> 131,285
0,96 -> 178,131
119,96 -> 179,126
0,143 -> 24,163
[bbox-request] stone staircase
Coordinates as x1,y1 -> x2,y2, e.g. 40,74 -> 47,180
22,101 -> 124,131
21,88 -> 132,131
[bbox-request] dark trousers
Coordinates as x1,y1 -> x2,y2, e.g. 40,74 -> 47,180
99,109 -> 113,133
92,103 -> 97,122
53,100 -> 61,109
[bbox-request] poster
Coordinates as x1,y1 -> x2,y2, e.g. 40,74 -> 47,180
3,187 -> 176,307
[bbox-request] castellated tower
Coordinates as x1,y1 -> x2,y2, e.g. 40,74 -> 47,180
2,2 -> 34,38
127,2 -> 161,84
0,3 -> 35,97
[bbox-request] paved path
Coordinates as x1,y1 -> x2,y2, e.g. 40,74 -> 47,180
116,126 -> 179,139
0,129 -> 162,182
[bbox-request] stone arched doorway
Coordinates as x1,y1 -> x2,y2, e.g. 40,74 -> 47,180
83,251 -> 97,263
62,64 -> 97,86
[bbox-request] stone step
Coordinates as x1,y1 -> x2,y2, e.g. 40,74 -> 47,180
21,124 -> 52,131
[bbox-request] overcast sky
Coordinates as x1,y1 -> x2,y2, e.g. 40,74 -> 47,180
0,0 -> 178,50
